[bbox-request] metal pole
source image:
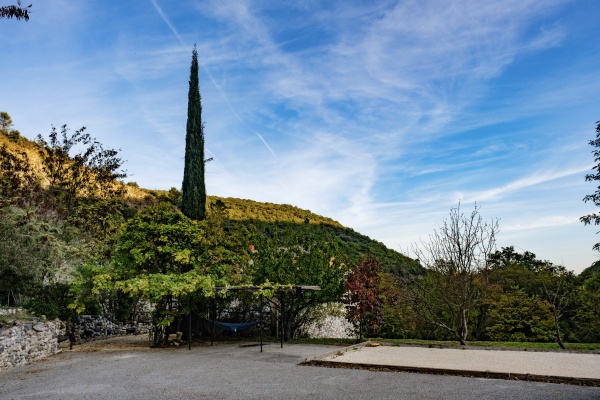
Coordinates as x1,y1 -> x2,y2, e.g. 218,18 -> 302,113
260,293 -> 263,353
211,297 -> 215,346
280,291 -> 284,349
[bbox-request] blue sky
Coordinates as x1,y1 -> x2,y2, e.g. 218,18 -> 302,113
2,0 -> 599,273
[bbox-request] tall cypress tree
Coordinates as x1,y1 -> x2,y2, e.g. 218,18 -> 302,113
181,45 -> 206,220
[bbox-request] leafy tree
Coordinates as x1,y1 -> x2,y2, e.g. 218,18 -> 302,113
486,288 -> 554,342
90,203 -> 249,345
581,121 -> 600,250
343,256 -> 383,341
376,273 -> 418,339
0,204 -> 92,314
406,202 -> 499,345
579,260 -> 600,281
572,273 -> 600,342
0,214 -> 42,306
66,199 -> 132,260
537,263 -> 575,349
25,282 -> 77,320
0,112 -> 13,132
248,223 -> 350,340
181,46 -> 207,221
0,144 -> 39,206
488,247 -> 576,348
487,247 -> 546,295
0,112 -> 22,142
36,124 -> 126,211
0,1 -> 31,20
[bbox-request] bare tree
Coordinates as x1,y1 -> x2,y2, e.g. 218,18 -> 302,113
539,264 -> 574,350
407,202 -> 499,345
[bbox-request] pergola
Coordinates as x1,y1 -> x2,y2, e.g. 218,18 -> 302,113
187,285 -> 321,351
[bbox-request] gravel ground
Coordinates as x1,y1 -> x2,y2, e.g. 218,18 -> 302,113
0,336 -> 599,400
324,345 -> 600,379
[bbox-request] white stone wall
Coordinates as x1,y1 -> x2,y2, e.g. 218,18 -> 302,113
302,303 -> 355,339
0,321 -> 65,371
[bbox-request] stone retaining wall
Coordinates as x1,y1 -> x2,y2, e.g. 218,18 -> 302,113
0,321 -> 65,371
0,314 -> 152,371
72,315 -> 151,344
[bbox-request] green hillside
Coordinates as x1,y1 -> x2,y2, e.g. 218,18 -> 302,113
143,189 -> 421,276
0,127 -> 418,277
226,201 -> 421,275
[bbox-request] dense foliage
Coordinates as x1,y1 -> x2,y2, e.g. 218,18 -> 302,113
2,112 -> 599,347
0,119 -> 131,317
343,257 -> 383,340
485,288 -> 554,342
89,203 -> 251,344
247,223 -> 350,340
581,121 -> 600,250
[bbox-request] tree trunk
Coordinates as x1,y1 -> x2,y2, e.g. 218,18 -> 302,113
283,304 -> 294,341
459,308 -> 468,346
359,320 -> 363,343
552,308 -> 567,350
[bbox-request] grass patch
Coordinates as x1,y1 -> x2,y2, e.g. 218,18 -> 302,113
366,338 -> 600,351
0,307 -> 39,326
283,337 -> 600,351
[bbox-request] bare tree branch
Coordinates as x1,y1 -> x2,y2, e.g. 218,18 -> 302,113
406,202 -> 499,345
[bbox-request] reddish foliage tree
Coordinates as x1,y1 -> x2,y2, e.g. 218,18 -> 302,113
344,257 -> 383,340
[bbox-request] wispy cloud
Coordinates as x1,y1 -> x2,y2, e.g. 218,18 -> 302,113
2,0 -> 598,271
463,166 -> 591,202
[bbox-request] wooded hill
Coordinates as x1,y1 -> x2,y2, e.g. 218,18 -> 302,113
3,117 -> 600,346
0,126 -> 419,276
146,190 -> 421,277
0,123 -> 419,318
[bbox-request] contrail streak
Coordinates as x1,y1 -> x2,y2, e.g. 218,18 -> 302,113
257,133 -> 277,157
149,0 -> 277,159
149,0 -> 184,45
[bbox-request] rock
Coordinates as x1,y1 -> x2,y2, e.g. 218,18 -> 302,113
32,324 -> 46,332
56,335 -> 70,343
